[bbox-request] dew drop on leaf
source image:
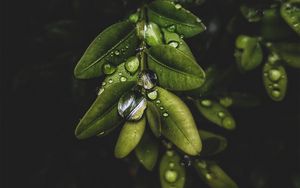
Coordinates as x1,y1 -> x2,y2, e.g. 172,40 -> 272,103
118,91 -> 147,121
163,112 -> 169,117
97,88 -> 104,96
268,69 -> 281,82
160,106 -> 164,110
102,82 -> 106,86
168,40 -> 179,48
169,162 -> 175,168
125,56 -> 140,74
120,76 -> 127,82
156,99 -> 161,104
137,70 -> 158,90
164,170 -> 178,183
201,99 -> 212,107
114,50 -> 120,56
166,150 -> 174,157
108,79 -> 113,84
147,90 -> 158,100
217,111 -> 225,118
103,63 -> 116,75
167,25 -> 176,32
175,4 -> 182,10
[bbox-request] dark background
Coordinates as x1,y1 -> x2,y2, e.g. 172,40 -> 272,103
2,0 -> 300,188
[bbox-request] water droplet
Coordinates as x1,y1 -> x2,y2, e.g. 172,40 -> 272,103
114,50 -> 120,56
118,72 -> 122,76
169,162 -> 175,168
120,76 -> 127,82
163,112 -> 169,117
175,4 -> 182,9
102,82 -> 106,86
168,40 -> 179,48
222,117 -> 234,129
137,70 -> 158,90
98,131 -> 105,136
118,91 -> 147,121
268,69 -> 281,82
125,56 -> 140,74
167,25 -> 176,32
201,99 -> 212,107
108,79 -> 113,84
125,45 -> 129,49
217,111 -> 225,118
181,155 -> 191,167
164,170 -> 178,183
166,150 -> 174,157
196,18 -> 202,23
103,63 -> 116,75
180,35 -> 184,39
205,173 -> 213,180
147,90 -> 158,100
271,90 -> 281,98
97,88 -> 104,95
160,106 -> 164,110
156,100 -> 161,104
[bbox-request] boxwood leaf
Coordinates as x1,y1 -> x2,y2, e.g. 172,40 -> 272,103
135,131 -> 159,171
147,1 -> 206,38
75,81 -> 135,139
74,20 -> 139,79
269,42 -> 300,68
146,101 -> 162,137
234,35 -> 263,72
147,45 -> 205,91
156,87 -> 202,156
196,99 -> 236,130
198,130 -> 228,157
193,160 -> 238,188
160,150 -> 186,188
281,1 -> 300,36
114,117 -> 146,158
162,28 -> 195,59
263,54 -> 288,101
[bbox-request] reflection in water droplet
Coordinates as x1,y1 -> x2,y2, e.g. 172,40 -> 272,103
222,117 -> 234,129
268,69 -> 281,82
103,63 -> 116,75
163,112 -> 169,117
167,25 -> 176,32
120,76 -> 127,82
137,70 -> 158,90
168,41 -> 179,48
175,4 -> 182,9
217,111 -> 225,118
118,91 -> 147,121
201,99 -> 212,107
97,88 -> 104,95
125,56 -> 140,74
147,90 -> 158,100
271,90 -> 281,98
164,170 -> 178,183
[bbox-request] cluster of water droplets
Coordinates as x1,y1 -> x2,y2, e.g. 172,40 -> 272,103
282,2 -> 300,31
195,160 -> 215,181
164,150 -> 179,183
200,99 -> 234,129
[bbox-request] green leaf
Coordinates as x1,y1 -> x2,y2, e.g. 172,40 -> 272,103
74,20 -> 139,79
263,54 -> 288,101
147,1 -> 206,38
235,35 -> 263,72
281,1 -> 300,36
193,160 -> 238,188
147,45 -> 205,91
160,150 -> 186,188
114,117 -> 146,158
198,130 -> 228,157
196,99 -> 236,130
269,42 -> 300,68
162,28 -> 195,59
135,131 -> 159,171
146,101 -> 162,137
156,87 -> 202,155
75,82 -> 134,139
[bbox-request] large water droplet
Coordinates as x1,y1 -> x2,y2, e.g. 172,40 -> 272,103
164,170 -> 178,183
103,63 -> 116,75
118,91 -> 147,121
147,90 -> 158,100
137,70 -> 158,90
168,40 -> 179,48
181,155 -> 191,167
268,69 -> 281,82
201,99 -> 212,107
125,56 -> 139,74
222,117 -> 234,129
167,25 -> 176,32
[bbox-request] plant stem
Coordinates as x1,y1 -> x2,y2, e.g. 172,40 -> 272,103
139,6 -> 148,71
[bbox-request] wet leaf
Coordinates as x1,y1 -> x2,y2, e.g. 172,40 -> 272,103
74,20 -> 139,79
75,82 -> 135,139
162,28 -> 195,59
193,160 -> 238,188
263,54 -> 288,101
281,1 -> 300,36
135,131 -> 159,171
160,150 -> 186,188
269,42 -> 300,68
157,87 -> 202,155
147,45 -> 205,91
235,35 -> 263,72
198,130 -> 228,157
145,22 -> 164,46
114,117 -> 146,158
146,101 -> 162,137
147,1 -> 206,38
196,99 -> 236,130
